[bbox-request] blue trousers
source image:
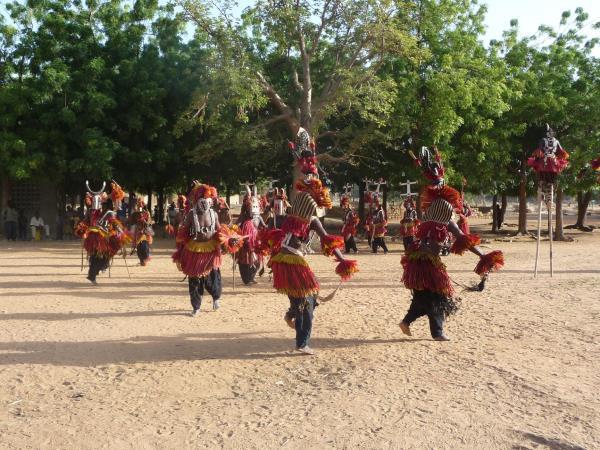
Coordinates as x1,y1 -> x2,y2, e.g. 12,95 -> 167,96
287,295 -> 316,348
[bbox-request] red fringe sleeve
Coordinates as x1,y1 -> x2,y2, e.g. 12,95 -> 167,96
335,258 -> 359,281
320,234 -> 344,257
451,233 -> 481,255
474,250 -> 504,276
164,224 -> 175,236
218,224 -> 245,254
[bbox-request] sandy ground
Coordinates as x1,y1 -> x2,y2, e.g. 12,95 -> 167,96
0,216 -> 599,449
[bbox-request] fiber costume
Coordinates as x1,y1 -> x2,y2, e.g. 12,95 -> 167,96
172,182 -> 242,316
75,180 -> 131,285
340,188 -> 359,254
266,127 -> 358,354
130,197 -> 154,266
400,147 -> 504,340
399,196 -> 420,251
235,184 -> 267,285
268,187 -> 290,229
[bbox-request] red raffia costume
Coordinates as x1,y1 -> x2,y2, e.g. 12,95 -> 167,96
340,194 -> 359,254
527,125 -> 569,185
399,146 -> 504,340
399,196 -> 420,251
235,184 -> 267,285
264,127 -> 358,353
371,194 -> 388,254
130,197 -> 154,266
75,180 -> 131,285
172,182 -> 242,315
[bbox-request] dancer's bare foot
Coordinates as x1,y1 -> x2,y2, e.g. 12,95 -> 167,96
284,314 -> 295,329
399,321 -> 412,336
433,335 -> 450,341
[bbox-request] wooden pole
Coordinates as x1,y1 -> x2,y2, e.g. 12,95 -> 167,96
548,184 -> 554,277
534,185 -> 543,278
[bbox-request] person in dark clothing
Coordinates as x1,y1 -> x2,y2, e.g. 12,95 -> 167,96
17,209 -> 27,240
188,268 -> 222,311
371,204 -> 388,254
2,200 -> 18,241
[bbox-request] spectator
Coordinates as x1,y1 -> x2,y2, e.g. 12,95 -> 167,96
167,201 -> 177,226
18,209 -> 27,240
2,200 -> 18,241
56,208 -> 66,240
117,199 -> 128,222
30,211 -> 50,240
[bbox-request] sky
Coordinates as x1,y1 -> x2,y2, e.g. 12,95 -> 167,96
482,0 -> 600,44
231,0 -> 600,46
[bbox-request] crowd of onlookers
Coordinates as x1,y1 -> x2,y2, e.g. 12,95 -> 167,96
1,198 -> 182,242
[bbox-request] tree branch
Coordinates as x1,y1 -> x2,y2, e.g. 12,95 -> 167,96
250,113 -> 294,129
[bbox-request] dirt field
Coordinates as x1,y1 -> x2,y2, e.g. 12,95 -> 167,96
1,217 -> 599,449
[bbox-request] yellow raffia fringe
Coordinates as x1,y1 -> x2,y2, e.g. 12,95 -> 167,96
275,287 -> 320,297
407,250 -> 445,269
270,252 -> 309,266
185,239 -> 219,253
88,227 -> 109,238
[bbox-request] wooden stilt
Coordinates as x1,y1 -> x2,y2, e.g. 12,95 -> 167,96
534,185 -> 543,277
548,184 -> 554,277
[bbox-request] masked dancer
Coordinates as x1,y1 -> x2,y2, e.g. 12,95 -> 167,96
399,147 -> 504,341
235,184 -> 267,285
75,181 -> 131,285
172,182 -> 242,316
264,127 -> 358,355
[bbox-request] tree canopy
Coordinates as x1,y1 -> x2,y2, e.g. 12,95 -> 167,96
1,0 -> 599,222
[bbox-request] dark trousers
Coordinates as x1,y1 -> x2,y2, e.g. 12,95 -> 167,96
402,290 -> 445,338
402,236 -> 415,251
372,237 -> 388,253
286,296 -> 316,348
88,254 -> 110,281
4,221 -> 17,241
344,236 -> 357,253
239,263 -> 258,285
137,240 -> 151,264
189,269 -> 222,310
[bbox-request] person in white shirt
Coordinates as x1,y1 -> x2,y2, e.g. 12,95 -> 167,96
30,212 -> 50,240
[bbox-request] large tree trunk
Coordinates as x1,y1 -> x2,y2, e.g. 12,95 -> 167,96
517,158 -> 529,235
492,194 -> 498,233
566,190 -> 593,231
358,182 -> 365,223
554,185 -> 570,241
157,188 -> 165,226
147,189 -> 152,212
500,193 -> 507,228
382,183 -> 388,214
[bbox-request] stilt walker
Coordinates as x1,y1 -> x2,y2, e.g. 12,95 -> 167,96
527,124 -> 569,277
263,127 -> 358,355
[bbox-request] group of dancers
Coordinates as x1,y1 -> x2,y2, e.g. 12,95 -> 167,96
75,126 -> 546,353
